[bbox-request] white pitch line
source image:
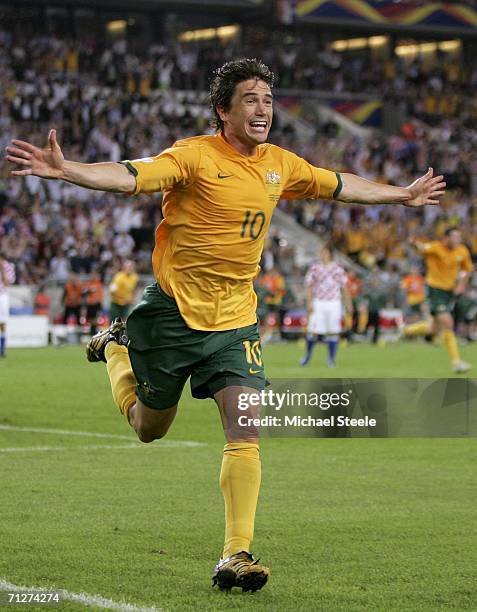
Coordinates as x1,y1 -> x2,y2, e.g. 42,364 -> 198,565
0,425 -> 205,447
0,578 -> 161,612
1,444 -> 149,453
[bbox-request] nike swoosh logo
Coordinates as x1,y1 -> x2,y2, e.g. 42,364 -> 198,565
249,368 -> 261,374
218,173 -> 233,179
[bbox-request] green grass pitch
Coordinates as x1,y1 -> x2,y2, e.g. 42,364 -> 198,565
1,341 -> 476,611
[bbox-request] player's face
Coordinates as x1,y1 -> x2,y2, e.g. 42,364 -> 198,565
124,261 -> 135,274
218,79 -> 273,155
320,246 -> 331,263
447,230 -> 461,248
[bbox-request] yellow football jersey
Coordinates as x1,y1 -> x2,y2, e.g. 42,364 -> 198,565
110,271 -> 138,305
421,241 -> 473,291
123,134 -> 341,331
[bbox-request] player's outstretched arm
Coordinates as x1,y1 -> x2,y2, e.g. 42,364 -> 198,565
409,236 -> 426,252
5,129 -> 135,194
337,168 -> 445,207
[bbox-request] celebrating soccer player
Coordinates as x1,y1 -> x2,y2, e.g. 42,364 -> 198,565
5,58 -> 446,592
404,227 -> 473,373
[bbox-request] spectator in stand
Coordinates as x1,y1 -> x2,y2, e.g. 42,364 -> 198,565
49,250 -> 70,285
109,259 -> 138,322
113,231 -> 136,259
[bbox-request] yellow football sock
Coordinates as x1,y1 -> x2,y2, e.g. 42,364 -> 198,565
220,442 -> 261,559
105,343 -> 137,419
357,311 -> 368,334
442,329 -> 460,363
404,320 -> 431,337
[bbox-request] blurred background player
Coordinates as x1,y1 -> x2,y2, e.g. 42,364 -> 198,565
62,272 -> 82,324
454,289 -> 477,343
403,227 -> 473,372
344,269 -> 367,339
301,243 -> 351,367
0,253 -> 15,358
256,265 -> 286,343
83,269 -> 104,334
109,260 -> 138,322
362,270 -> 388,345
254,279 -> 272,343
33,283 -> 51,317
400,264 -> 427,324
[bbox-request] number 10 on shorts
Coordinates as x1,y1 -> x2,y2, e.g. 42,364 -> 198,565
243,340 -> 262,367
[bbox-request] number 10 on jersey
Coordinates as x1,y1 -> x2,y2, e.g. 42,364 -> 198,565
241,210 -> 266,240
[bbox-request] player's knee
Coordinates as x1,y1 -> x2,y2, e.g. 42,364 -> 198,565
136,429 -> 153,443
135,423 -> 168,443
438,314 -> 453,330
136,428 -> 162,443
132,401 -> 177,443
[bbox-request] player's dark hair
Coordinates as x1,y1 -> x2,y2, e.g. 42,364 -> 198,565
209,58 -> 274,132
444,226 -> 460,236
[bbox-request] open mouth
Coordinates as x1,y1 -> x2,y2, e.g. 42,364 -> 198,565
249,120 -> 268,133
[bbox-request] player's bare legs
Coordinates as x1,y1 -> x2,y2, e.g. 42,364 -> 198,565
300,332 -> 317,366
212,385 -> 269,592
103,342 -> 178,442
215,385 -> 260,444
86,318 -> 178,442
434,311 -> 470,373
127,399 -> 177,443
0,322 -> 6,357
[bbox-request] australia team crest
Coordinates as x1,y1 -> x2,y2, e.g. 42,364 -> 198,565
265,170 -> 281,184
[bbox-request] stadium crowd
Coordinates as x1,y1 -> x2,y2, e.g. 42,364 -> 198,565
1,24 -> 476,328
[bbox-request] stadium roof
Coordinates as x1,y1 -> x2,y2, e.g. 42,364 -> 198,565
12,0 -> 265,9
9,0 -> 477,34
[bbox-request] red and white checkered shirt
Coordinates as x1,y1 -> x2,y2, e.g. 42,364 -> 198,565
305,261 -> 347,300
0,260 -> 15,296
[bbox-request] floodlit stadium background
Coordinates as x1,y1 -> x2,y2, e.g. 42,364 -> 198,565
1,0 -> 477,344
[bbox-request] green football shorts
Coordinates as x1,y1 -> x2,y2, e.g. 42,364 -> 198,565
126,283 -> 266,410
110,303 -> 131,322
406,302 -> 424,316
427,285 -> 455,315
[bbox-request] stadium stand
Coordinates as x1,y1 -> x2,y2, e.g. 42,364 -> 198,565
1,6 -> 476,333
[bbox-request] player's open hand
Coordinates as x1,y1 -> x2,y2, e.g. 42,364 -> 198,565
405,167 -> 446,208
5,129 -> 64,179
